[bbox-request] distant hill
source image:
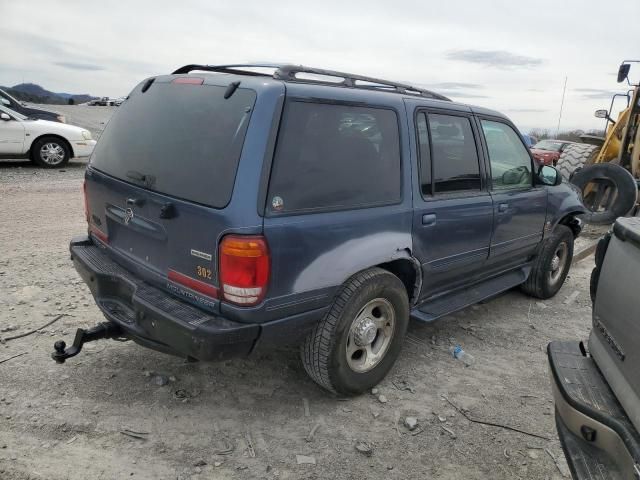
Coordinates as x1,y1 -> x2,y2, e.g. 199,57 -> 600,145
1,83 -> 97,105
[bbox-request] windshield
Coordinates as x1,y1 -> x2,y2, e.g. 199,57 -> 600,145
533,140 -> 563,152
90,81 -> 256,208
0,105 -> 27,120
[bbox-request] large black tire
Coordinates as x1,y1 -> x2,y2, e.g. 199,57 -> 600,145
556,144 -> 599,181
570,163 -> 637,225
521,225 -> 574,299
301,268 -> 409,395
30,136 -> 71,168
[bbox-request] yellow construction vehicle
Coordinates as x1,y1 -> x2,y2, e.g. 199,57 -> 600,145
556,60 -> 639,224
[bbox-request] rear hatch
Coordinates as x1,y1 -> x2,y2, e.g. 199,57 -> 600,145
84,75 -> 257,312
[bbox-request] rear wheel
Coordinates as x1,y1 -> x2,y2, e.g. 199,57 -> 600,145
31,136 -> 70,168
301,268 -> 409,395
521,225 -> 574,299
556,144 -> 599,181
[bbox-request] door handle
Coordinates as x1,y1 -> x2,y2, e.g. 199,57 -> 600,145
422,213 -> 436,226
498,203 -> 508,213
126,197 -> 145,207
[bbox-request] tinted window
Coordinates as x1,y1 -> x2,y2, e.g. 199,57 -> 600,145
416,112 -> 432,195
267,101 -> 401,213
428,114 -> 481,193
481,120 -> 533,190
90,81 -> 256,208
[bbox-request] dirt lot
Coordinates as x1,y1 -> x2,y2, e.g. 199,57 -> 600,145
0,106 -> 600,479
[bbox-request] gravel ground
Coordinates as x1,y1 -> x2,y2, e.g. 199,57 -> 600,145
0,106 -> 601,479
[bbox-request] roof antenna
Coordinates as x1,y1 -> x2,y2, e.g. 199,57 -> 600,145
555,76 -> 567,138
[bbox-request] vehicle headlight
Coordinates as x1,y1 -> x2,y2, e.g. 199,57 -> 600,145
81,130 -> 92,140
57,115 -> 67,123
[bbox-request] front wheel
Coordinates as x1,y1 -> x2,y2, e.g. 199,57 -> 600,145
521,225 -> 574,299
301,268 -> 409,395
31,137 -> 70,168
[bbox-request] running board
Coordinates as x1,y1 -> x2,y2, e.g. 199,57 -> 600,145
410,267 -> 529,322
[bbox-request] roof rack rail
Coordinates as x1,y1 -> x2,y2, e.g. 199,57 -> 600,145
172,63 -> 451,101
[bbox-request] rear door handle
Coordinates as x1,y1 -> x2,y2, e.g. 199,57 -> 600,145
422,213 -> 436,226
126,197 -> 145,207
498,203 -> 508,213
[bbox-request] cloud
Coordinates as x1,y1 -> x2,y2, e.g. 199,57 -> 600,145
573,88 -> 626,100
54,61 -> 105,71
413,81 -> 487,99
445,92 -> 489,99
446,50 -> 543,68
428,82 -> 483,90
505,108 -> 548,113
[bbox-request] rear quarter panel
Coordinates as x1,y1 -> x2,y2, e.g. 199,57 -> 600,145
262,86 -> 414,316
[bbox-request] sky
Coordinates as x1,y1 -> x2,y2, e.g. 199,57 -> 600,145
2,0 -> 639,132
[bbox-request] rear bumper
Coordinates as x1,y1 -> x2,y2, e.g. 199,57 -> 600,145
70,236 -> 324,361
547,341 -> 640,479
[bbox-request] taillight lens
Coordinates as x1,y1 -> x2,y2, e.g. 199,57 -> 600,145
219,235 -> 269,306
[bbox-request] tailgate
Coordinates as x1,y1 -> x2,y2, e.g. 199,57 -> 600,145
590,217 -> 640,433
86,168 -> 226,308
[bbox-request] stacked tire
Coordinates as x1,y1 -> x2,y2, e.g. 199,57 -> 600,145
556,143 -> 599,181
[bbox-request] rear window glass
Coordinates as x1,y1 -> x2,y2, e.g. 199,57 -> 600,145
267,101 -> 401,213
90,81 -> 256,208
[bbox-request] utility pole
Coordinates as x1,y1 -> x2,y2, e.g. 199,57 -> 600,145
556,76 -> 567,138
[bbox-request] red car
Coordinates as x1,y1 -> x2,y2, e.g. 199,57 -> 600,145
530,140 -> 574,165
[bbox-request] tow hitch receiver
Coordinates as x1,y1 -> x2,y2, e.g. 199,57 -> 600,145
51,322 -> 123,364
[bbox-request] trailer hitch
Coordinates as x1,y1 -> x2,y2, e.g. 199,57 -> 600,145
51,322 -> 123,364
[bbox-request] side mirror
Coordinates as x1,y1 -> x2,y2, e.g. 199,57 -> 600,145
617,64 -> 630,83
538,165 -> 562,186
594,109 -> 609,119
0,113 -> 11,121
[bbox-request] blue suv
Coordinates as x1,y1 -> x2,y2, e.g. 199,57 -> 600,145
54,64 -> 586,395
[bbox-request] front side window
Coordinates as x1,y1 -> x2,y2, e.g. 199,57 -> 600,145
481,120 -> 533,190
425,113 -> 481,194
267,101 -> 401,213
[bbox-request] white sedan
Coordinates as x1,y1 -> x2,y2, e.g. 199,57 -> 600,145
0,105 -> 96,168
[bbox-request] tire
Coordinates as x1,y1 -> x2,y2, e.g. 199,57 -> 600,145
521,225 -> 574,299
556,144 -> 599,181
570,163 -> 637,225
31,136 -> 70,168
301,268 -> 409,395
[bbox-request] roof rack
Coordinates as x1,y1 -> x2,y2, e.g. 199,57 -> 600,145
172,63 -> 451,101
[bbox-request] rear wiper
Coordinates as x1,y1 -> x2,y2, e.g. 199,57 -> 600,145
126,170 -> 156,188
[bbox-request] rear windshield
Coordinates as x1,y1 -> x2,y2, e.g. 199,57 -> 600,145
90,81 -> 256,208
533,140 -> 562,152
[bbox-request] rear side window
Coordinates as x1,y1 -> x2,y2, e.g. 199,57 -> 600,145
267,101 -> 401,213
90,81 -> 256,208
418,113 -> 481,194
480,120 -> 533,190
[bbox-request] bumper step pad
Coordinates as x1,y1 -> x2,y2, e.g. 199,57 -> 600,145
548,341 -> 640,479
